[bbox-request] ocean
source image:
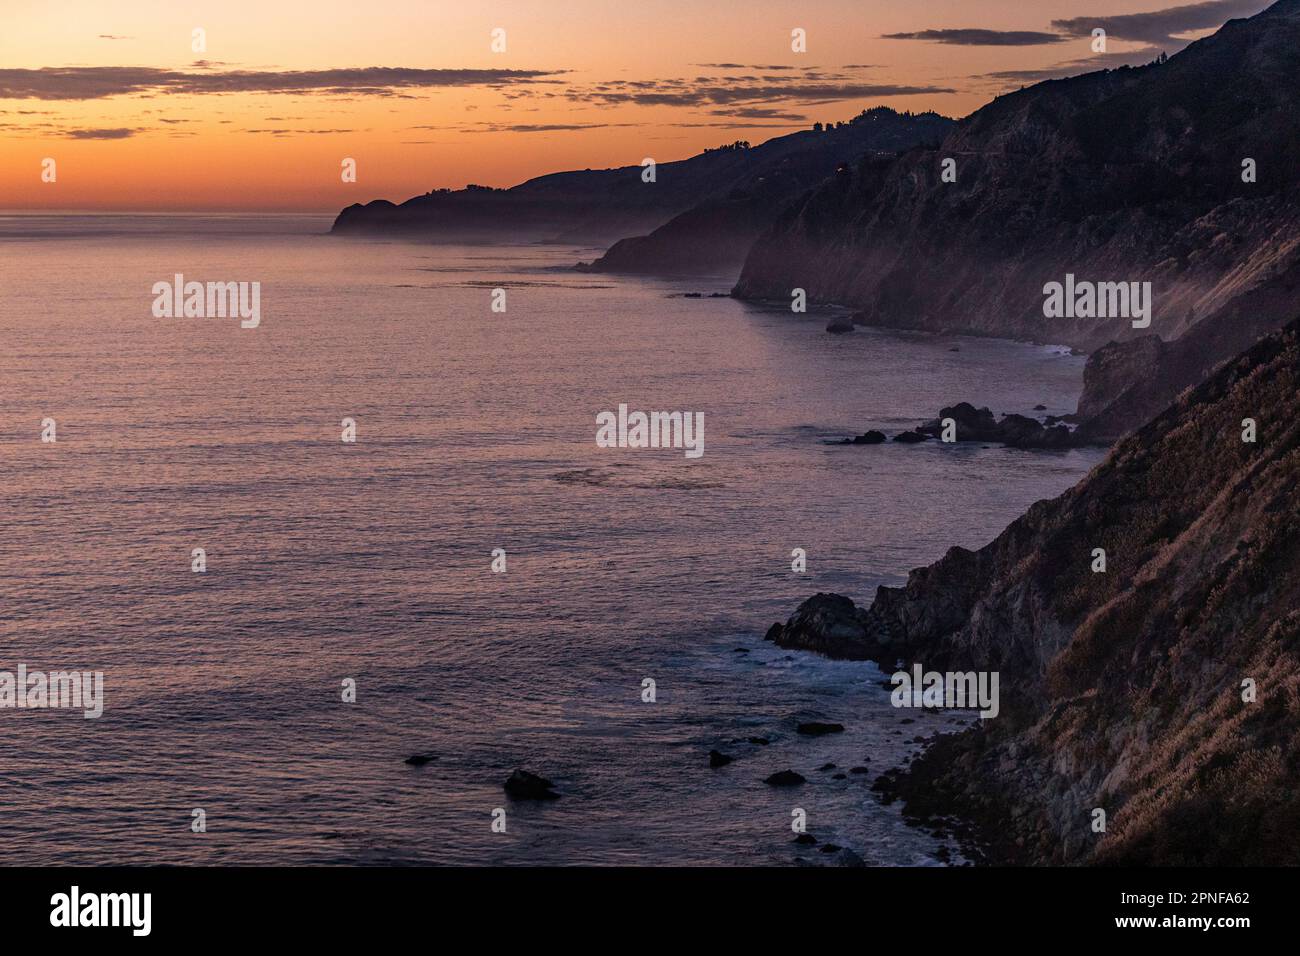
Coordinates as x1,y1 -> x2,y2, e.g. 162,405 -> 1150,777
0,213 -> 1104,864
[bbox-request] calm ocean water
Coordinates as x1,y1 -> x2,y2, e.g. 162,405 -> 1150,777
0,213 -> 1104,865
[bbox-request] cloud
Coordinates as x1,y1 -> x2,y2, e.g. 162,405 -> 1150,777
572,78 -> 954,108
64,127 -> 136,139
980,0 -> 1271,88
709,107 -> 807,121
472,123 -> 614,132
883,29 -> 1067,46
896,0 -> 1270,91
0,66 -> 567,100
676,120 -> 806,129
241,128 -> 355,136
693,63 -> 806,70
433,121 -> 641,133
97,35 -> 133,41
1052,0 -> 1272,46
982,46 -> 1172,85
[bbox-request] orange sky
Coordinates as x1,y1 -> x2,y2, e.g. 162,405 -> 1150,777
0,0 -> 1268,211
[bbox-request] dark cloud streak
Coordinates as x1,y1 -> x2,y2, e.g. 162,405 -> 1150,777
65,127 -> 136,139
1052,0 -> 1272,46
0,66 -> 566,100
576,80 -> 954,108
883,29 -> 1067,46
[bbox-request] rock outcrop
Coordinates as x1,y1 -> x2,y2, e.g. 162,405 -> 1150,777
764,770 -> 807,787
1075,252 -> 1300,442
764,593 -> 883,660
503,770 -> 560,800
708,750 -> 733,768
832,430 -> 887,445
769,321 -> 1300,864
916,403 -> 1078,448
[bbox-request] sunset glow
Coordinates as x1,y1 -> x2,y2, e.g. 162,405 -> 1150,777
1,0 -> 1259,210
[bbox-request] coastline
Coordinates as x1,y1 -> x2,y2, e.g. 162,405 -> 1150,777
767,321 -> 1300,866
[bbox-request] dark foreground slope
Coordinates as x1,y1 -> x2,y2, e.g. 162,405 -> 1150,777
768,322 -> 1300,864
581,109 -> 952,276
734,0 -> 1300,356
331,111 -> 950,245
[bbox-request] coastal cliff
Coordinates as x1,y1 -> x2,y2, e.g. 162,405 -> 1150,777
733,1 -> 1300,357
1076,245 -> 1300,442
332,109 -> 951,246
582,108 -> 952,276
768,322 -> 1300,864
332,146 -> 774,242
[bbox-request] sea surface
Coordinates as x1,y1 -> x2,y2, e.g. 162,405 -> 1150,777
0,213 -> 1105,865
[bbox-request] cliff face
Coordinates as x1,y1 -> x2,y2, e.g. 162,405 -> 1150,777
331,110 -> 951,245
582,109 -> 953,276
1075,246 -> 1300,441
733,0 -> 1300,353
769,322 -> 1300,864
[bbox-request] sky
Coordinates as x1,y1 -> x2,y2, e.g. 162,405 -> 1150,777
0,0 -> 1274,211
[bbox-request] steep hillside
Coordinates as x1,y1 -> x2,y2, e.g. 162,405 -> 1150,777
331,111 -> 950,245
1076,244 -> 1300,441
581,108 -> 952,276
767,321 -> 1300,864
734,0 -> 1300,354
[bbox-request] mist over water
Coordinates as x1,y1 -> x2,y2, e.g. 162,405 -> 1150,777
0,215 -> 1103,864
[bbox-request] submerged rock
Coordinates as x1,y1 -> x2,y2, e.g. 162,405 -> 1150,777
503,769 -> 559,800
826,315 -> 855,334
893,430 -> 930,443
404,752 -> 437,766
797,721 -> 845,736
764,770 -> 807,786
708,750 -> 734,768
834,429 -> 887,445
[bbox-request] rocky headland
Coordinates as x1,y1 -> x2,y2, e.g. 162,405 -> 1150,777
735,0 -> 1300,446
332,108 -> 951,249
767,321 -> 1300,864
